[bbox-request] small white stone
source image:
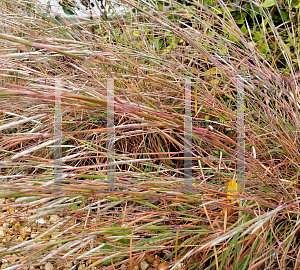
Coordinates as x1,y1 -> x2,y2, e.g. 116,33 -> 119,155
35,218 -> 46,224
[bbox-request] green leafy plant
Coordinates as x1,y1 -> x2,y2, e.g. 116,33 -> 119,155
59,0 -> 76,15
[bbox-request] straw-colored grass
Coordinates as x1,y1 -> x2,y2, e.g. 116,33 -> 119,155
0,0 -> 299,269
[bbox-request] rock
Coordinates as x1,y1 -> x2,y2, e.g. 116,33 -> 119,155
25,226 -> 32,233
16,236 -> 23,242
21,226 -> 31,238
49,245 -> 58,251
8,254 -> 18,263
7,208 -> 16,214
49,215 -> 60,223
145,253 -> 154,264
7,218 -> 17,223
120,264 -> 127,270
65,262 -> 73,268
1,262 -> 9,269
173,263 -> 185,270
78,263 -> 86,270
14,222 -> 21,230
140,260 -> 150,270
152,256 -> 160,268
158,261 -> 168,270
31,232 -> 39,238
45,262 -> 54,270
35,218 -> 46,224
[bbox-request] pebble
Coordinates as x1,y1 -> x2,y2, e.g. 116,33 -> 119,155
8,254 -> 18,263
158,261 -> 169,270
140,260 -> 150,270
152,257 -> 160,268
49,215 -> 60,223
1,263 -> 9,269
35,218 -> 46,224
65,262 -> 73,268
15,222 -> 21,230
7,208 -> 16,214
45,262 -> 54,270
20,226 -> 31,238
7,218 -> 16,223
145,253 -> 154,264
78,264 -> 86,270
31,232 -> 39,238
16,236 -> 23,241
173,263 -> 185,270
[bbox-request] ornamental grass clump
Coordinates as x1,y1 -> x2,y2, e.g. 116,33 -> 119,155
0,0 -> 299,269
